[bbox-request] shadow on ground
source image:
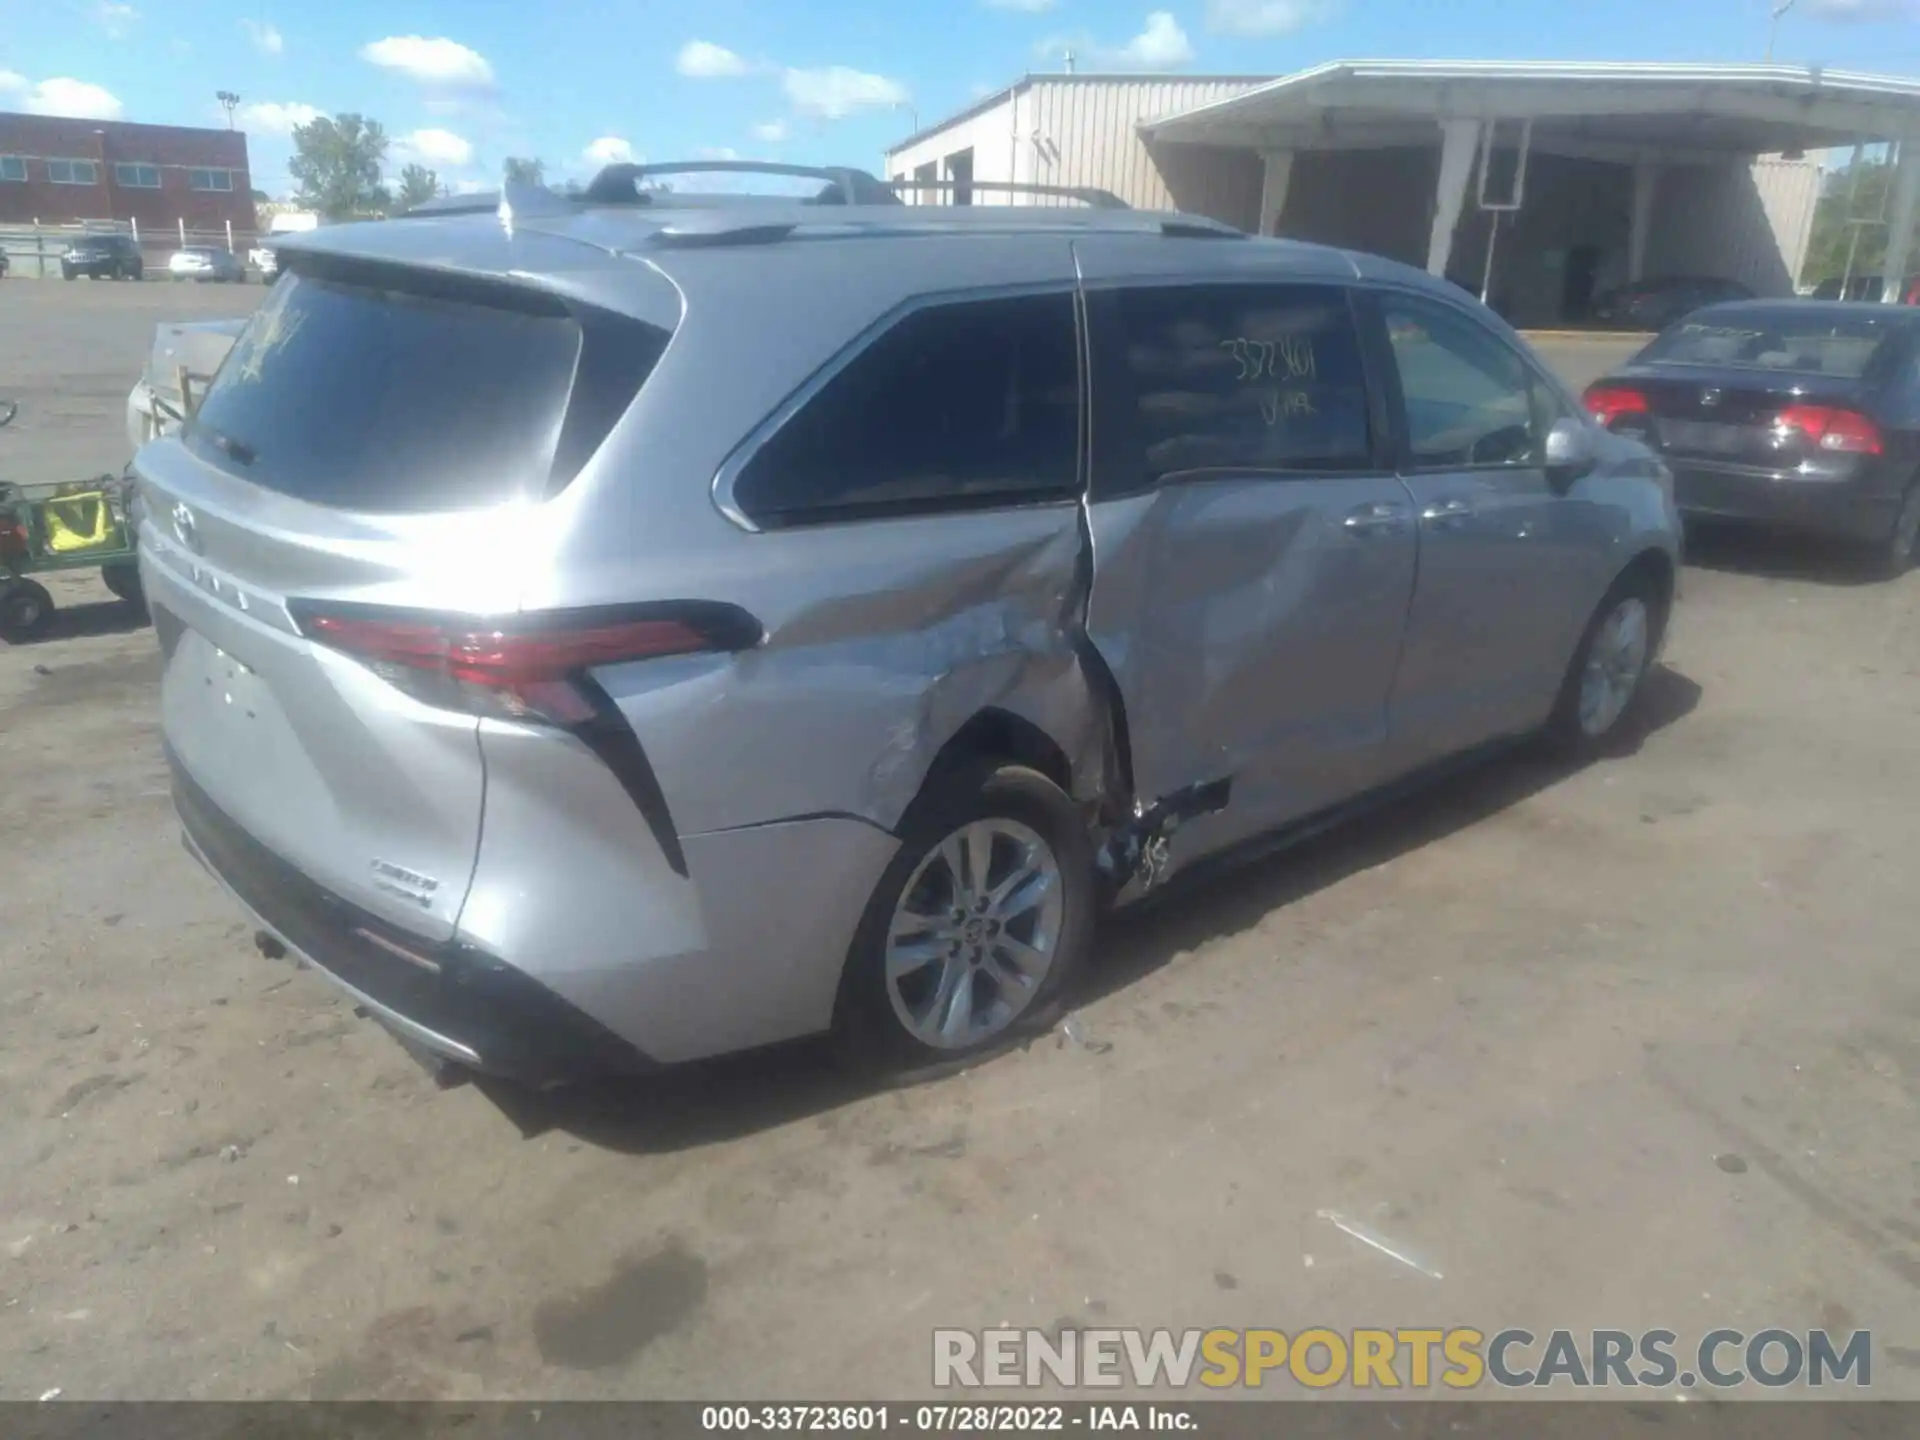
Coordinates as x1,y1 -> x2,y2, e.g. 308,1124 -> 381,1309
474,664 -> 1703,1156
1684,520 -> 1895,588
36,598 -> 150,644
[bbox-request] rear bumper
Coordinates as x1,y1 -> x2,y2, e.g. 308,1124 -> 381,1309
1671,462 -> 1900,542
170,747 -> 657,1086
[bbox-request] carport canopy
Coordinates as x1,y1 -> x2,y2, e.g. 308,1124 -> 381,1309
1140,61 -> 1920,301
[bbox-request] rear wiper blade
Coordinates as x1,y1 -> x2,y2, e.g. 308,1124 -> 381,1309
197,423 -> 257,466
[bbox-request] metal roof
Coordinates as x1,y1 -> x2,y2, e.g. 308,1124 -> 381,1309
886,72 -> 1277,156
1140,59 -> 1920,158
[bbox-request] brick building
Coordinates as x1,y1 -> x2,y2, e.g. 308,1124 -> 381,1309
0,112 -> 256,236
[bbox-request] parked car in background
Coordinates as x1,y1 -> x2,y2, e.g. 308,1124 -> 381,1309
1585,301 -> 1920,574
167,247 -> 244,283
134,165 -> 1681,1086
1592,276 -> 1754,331
61,233 -> 144,281
248,244 -> 278,282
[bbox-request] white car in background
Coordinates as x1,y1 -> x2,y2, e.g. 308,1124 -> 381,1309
126,319 -> 246,450
248,244 -> 278,282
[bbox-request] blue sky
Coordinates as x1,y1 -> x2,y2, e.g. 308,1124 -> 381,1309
4,0 -> 1920,197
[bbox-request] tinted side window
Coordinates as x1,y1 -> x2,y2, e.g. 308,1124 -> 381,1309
1383,295 -> 1559,469
733,293 -> 1080,528
1108,284 -> 1374,485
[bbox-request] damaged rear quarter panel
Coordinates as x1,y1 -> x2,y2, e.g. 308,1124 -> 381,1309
601,504 -> 1106,839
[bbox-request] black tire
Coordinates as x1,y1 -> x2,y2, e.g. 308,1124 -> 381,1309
834,761 -> 1095,1076
101,561 -> 144,609
62,268 -> 75,282
0,580 -> 55,642
1542,566 -> 1665,757
1875,484 -> 1920,579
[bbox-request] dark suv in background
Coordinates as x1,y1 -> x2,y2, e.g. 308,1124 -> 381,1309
62,233 -> 144,281
1592,276 -> 1753,331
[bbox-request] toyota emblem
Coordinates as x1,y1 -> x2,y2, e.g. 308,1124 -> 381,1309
170,501 -> 202,555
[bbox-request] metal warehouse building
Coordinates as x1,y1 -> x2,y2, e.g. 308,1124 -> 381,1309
885,61 -> 1920,327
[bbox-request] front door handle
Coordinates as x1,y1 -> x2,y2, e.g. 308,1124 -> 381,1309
1343,502 -> 1410,537
1421,497 -> 1475,528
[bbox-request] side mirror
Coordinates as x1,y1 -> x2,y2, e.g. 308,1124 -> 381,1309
1544,416 -> 1599,488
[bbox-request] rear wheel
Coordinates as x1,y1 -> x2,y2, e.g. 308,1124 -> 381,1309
1544,569 -> 1663,756
1876,484 -> 1920,578
835,762 -> 1094,1074
101,561 -> 144,609
0,580 -> 54,641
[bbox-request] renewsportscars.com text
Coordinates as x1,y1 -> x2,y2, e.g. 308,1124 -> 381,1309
933,1327 -> 1873,1391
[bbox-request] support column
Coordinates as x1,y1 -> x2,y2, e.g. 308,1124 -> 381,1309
1882,140 -> 1920,304
1628,162 -> 1658,283
1427,119 -> 1480,278
1258,149 -> 1293,237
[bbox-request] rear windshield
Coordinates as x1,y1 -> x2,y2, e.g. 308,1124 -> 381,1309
1637,310 -> 1905,379
186,270 -> 599,512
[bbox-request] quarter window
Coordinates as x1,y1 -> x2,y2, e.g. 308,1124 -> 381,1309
1103,283 -> 1375,486
189,168 -> 235,193
46,159 -> 100,185
0,156 -> 26,183
113,162 -> 162,189
1382,295 -> 1562,469
731,292 -> 1081,527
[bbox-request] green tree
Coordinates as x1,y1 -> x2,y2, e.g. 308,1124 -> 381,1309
289,113 -> 390,220
502,156 -> 546,187
395,163 -> 444,211
1798,152 -> 1920,288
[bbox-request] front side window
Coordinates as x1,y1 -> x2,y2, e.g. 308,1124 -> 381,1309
731,292 -> 1080,528
1105,282 -> 1375,487
0,156 -> 26,183
1382,295 -> 1560,469
113,162 -> 161,188
189,168 -> 234,193
46,159 -> 99,185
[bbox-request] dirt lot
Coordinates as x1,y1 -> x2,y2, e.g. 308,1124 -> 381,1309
2,286 -> 1918,1403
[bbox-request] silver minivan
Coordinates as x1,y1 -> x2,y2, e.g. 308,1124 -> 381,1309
135,164 -> 1681,1084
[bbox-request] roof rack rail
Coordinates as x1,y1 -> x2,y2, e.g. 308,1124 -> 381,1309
583,161 -> 901,207
888,179 -> 1129,209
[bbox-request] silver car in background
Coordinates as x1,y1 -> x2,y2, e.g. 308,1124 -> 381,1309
133,163 -> 1681,1085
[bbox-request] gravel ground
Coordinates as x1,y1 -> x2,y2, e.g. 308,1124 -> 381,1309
2,284 -> 1917,1403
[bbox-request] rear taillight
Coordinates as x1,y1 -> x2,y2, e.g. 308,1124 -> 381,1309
1774,403 -> 1883,456
291,602 -> 761,726
1584,384 -> 1651,428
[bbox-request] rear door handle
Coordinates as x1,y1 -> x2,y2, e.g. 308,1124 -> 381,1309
1342,502 -> 1411,537
1421,497 -> 1475,527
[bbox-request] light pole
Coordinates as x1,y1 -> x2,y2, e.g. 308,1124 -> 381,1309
216,90 -> 240,129
1766,0 -> 1797,64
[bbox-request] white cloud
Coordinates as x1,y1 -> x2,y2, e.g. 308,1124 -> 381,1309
1039,10 -> 1196,71
983,0 -> 1058,9
583,135 -> 637,165
241,19 -> 285,55
1,75 -> 124,119
783,66 -> 909,119
450,177 -> 492,195
751,119 -> 789,142
1205,0 -> 1333,34
677,40 -> 750,78
239,101 -> 320,134
360,35 -> 496,91
1112,12 -> 1195,67
1808,0 -> 1919,16
699,146 -> 741,161
95,2 -> 138,38
397,128 -> 474,167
